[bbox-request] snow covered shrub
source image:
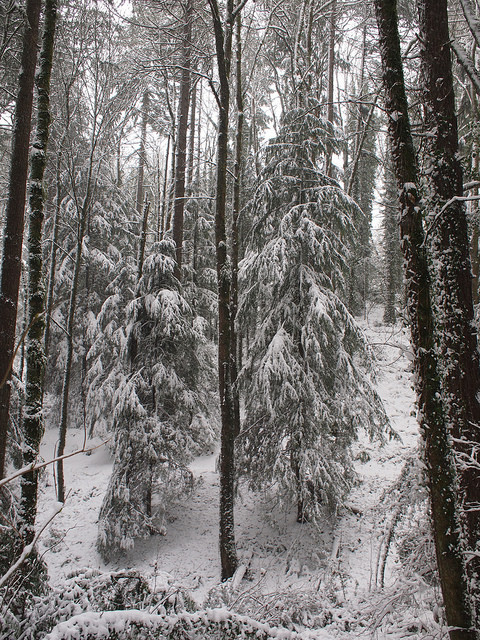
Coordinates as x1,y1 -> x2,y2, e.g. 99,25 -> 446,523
395,501 -> 437,585
376,456 -> 436,588
43,608 -> 312,640
97,239 -> 216,559
5,568 -> 186,639
238,105 -> 389,522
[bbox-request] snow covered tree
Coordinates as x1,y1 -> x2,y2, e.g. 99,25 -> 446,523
238,106 -> 389,522
0,0 -> 42,481
97,238 -> 215,559
374,0 -> 477,633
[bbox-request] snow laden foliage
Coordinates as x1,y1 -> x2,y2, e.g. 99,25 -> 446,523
84,195 -> 138,437
97,239 -> 216,559
0,568 -> 190,639
238,106 -> 390,520
44,608 -> 314,640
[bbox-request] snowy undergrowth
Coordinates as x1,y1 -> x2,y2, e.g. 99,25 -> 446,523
31,309 -> 448,639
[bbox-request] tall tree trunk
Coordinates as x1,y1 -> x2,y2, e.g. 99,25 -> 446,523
325,0 -> 336,178
160,134 -> 171,239
135,90 -> 149,266
374,0 -> 475,636
230,15 -> 243,440
172,0 -> 193,281
0,0 -> 42,480
137,199 -> 151,281
20,0 -> 57,544
44,146 -> 63,359
56,172 -> 93,503
470,146 -> 480,305
187,78 -> 197,193
417,2 -> 480,581
208,0 -> 239,581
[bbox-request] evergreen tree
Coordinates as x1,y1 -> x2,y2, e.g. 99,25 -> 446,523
238,106 -> 389,522
97,239 -> 215,559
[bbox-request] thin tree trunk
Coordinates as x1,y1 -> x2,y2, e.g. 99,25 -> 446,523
374,0 -> 475,636
135,90 -> 149,260
137,199 -> 151,281
0,0 -> 42,480
56,175 -> 93,503
208,0 -> 238,581
187,79 -> 197,192
172,0 -> 193,281
471,150 -> 479,304
325,0 -> 336,178
20,0 -> 58,544
160,135 -> 171,239
231,15 -> 243,440
44,148 -> 63,359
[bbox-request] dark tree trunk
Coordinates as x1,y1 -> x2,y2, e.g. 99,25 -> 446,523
44,148 -> 63,359
172,0 -> 193,281
56,179 -> 92,503
0,0 -> 42,480
325,0 -> 336,178
135,90 -> 149,275
160,134 -> 171,240
230,15 -> 243,440
137,200 -> 151,281
417,1 -> 480,580
374,0 -> 475,636
187,78 -> 197,192
20,0 -> 58,545
208,0 -> 239,581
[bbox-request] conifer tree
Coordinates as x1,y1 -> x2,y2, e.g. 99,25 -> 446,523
97,239 -> 215,558
238,105 -> 389,522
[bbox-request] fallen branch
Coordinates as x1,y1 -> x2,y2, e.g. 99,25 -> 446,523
0,439 -> 110,490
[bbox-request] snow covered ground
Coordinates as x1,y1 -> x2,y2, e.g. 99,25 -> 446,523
36,312 -> 447,638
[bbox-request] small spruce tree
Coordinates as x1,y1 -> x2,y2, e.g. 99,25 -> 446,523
97,239 -> 215,558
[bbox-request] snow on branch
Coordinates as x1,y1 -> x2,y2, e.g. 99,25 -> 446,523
423,194 -> 480,243
459,0 -> 480,50
0,502 -> 64,589
0,439 -> 110,490
451,39 -> 480,97
44,608 -> 317,640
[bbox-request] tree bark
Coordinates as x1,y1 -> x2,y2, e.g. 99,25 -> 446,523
208,0 -> 239,581
230,15 -> 243,441
56,174 -> 93,503
374,0 -> 475,636
137,200 -> 151,281
172,0 -> 193,281
325,0 -> 336,178
20,0 -> 58,545
418,0 -> 480,597
0,0 -> 42,480
135,89 -> 149,276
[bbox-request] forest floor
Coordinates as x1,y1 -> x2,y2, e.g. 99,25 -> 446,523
37,309 -> 446,638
